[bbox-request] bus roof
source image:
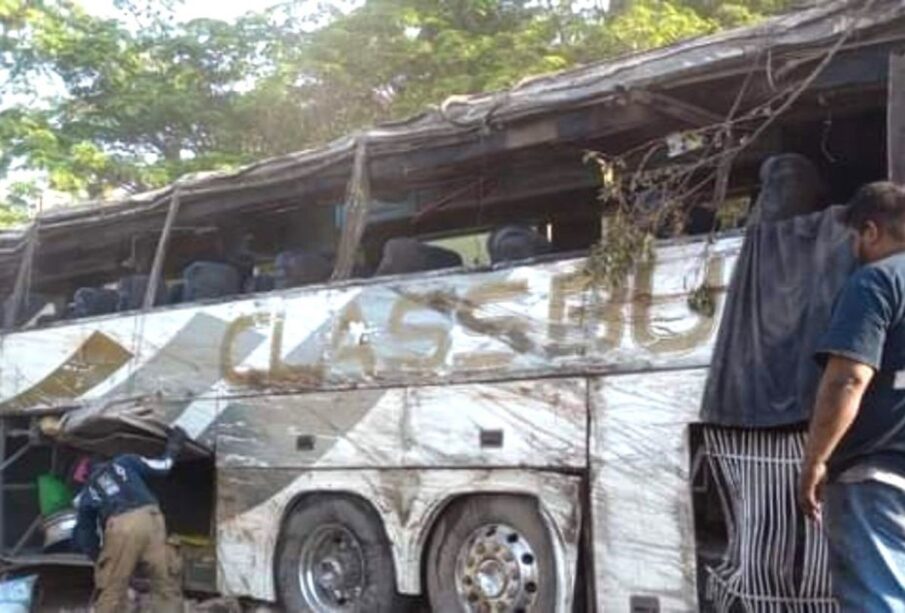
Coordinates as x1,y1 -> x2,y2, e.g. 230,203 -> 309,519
0,0 -> 901,290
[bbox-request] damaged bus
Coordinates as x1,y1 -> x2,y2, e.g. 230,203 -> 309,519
0,1 -> 904,610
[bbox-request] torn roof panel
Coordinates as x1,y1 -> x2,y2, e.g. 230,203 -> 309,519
0,0 -> 901,262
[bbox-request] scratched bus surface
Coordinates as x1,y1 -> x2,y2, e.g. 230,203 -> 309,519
0,235 -> 741,428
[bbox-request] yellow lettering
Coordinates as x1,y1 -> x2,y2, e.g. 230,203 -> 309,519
547,272 -> 627,356
454,280 -> 531,369
269,313 -> 325,386
331,300 -> 376,377
631,256 -> 725,353
221,314 -> 268,385
386,296 -> 451,370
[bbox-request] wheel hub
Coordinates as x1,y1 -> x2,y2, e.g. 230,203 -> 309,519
299,524 -> 365,611
476,559 -> 507,598
455,523 -> 540,612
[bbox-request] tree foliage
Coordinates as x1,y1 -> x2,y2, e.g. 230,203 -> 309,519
0,0 -> 795,221
0,202 -> 26,227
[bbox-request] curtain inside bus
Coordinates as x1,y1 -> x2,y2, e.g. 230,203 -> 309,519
700,205 -> 855,427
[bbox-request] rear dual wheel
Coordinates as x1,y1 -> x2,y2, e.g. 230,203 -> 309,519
276,495 -> 404,612
276,493 -> 558,612
426,495 -> 557,613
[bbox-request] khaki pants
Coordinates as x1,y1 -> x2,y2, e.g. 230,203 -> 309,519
94,505 -> 182,613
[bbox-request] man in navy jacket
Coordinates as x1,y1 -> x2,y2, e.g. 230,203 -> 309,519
73,427 -> 187,613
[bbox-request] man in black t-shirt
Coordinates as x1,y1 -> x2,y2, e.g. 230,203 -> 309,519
800,182 -> 905,611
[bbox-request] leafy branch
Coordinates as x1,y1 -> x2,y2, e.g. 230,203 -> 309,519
581,0 -> 875,309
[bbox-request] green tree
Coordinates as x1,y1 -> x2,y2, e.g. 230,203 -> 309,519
248,0 -> 736,139
0,0 -> 796,218
1,1 -> 266,199
0,202 -> 26,227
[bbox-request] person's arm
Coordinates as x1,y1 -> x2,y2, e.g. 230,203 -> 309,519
120,426 -> 188,478
799,356 -> 875,519
800,266 -> 894,519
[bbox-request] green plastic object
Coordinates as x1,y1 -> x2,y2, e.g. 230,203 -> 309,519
37,474 -> 73,517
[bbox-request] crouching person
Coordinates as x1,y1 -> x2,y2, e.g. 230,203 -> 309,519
73,427 -> 188,613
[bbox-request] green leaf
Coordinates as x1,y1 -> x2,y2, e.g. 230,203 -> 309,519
0,0 -> 787,210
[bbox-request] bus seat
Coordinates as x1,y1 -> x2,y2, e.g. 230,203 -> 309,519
375,238 -> 462,276
486,224 -> 551,264
117,275 -> 166,311
245,273 -> 276,294
72,287 -> 118,318
182,261 -> 242,301
167,280 -> 185,305
274,250 -> 332,289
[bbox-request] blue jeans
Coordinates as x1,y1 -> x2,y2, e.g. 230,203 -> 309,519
824,480 -> 905,612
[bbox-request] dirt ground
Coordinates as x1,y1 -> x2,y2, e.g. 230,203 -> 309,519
3,567 -> 272,612
14,566 -> 432,612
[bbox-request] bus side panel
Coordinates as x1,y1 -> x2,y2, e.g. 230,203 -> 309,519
590,369 -> 707,612
0,237 -> 739,416
216,468 -> 582,607
215,378 -> 587,469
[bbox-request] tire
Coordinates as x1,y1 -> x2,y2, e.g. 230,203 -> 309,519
426,495 -> 558,613
276,495 -> 404,612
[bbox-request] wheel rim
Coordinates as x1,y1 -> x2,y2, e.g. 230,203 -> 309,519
454,523 -> 540,612
299,523 -> 366,611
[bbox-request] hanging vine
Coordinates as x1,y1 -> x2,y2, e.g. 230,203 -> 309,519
580,0 -> 872,309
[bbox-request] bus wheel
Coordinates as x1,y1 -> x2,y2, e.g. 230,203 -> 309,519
426,495 -> 557,612
276,495 -> 403,612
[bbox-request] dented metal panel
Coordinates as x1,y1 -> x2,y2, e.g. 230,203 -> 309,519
590,368 -> 706,612
0,238 -> 736,607
216,468 -> 582,608
215,378 -> 587,469
0,235 -> 739,421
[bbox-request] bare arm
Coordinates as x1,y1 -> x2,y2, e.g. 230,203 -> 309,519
799,355 -> 875,519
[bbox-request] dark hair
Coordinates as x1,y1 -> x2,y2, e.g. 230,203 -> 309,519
844,182 -> 905,241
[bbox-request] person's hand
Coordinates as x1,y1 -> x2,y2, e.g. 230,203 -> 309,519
164,426 -> 189,460
798,460 -> 827,521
